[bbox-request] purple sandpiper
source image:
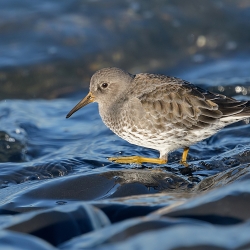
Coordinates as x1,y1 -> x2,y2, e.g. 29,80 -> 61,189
66,67 -> 250,166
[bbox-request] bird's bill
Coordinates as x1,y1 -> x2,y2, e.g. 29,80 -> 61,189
66,92 -> 95,118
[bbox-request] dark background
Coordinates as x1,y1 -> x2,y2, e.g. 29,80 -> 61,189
1,0 -> 250,99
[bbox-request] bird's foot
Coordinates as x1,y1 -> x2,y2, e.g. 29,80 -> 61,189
108,156 -> 167,164
179,160 -> 189,167
180,147 -> 189,167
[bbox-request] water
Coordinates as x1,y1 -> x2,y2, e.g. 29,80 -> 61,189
1,69 -> 250,249
1,0 -> 250,249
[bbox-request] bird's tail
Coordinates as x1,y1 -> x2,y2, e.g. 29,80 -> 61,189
218,100 -> 250,124
238,101 -> 250,116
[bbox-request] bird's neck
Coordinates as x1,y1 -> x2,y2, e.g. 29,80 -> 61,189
98,96 -> 126,124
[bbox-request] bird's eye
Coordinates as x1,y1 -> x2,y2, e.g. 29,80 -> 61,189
101,82 -> 108,89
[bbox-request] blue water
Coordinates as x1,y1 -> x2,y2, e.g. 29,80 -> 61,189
1,65 -> 250,248
1,0 -> 250,249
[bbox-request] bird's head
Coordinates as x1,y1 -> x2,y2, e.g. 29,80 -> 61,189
66,67 -> 133,118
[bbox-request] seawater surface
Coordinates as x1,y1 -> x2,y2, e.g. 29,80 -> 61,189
1,57 -> 250,249
1,0 -> 250,249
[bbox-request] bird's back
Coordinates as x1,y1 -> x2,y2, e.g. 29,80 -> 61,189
130,73 -> 250,127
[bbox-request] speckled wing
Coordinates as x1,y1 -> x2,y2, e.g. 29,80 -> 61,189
132,74 -> 248,129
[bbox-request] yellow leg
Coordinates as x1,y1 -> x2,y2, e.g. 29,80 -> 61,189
180,147 -> 189,167
108,156 -> 167,164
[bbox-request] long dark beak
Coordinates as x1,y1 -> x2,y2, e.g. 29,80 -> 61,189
66,92 -> 95,118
